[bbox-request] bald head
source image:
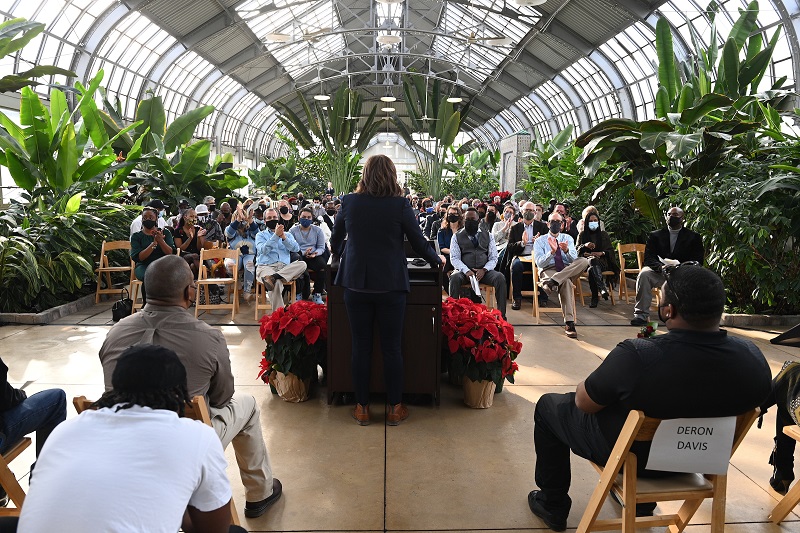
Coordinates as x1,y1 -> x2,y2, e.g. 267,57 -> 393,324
144,255 -> 194,305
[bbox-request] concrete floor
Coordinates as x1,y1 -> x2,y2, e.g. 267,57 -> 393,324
1,289 -> 798,532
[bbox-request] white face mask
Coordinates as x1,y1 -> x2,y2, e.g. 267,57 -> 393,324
461,203 -> 469,211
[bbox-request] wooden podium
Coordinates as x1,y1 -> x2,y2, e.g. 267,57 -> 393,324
325,262 -> 442,404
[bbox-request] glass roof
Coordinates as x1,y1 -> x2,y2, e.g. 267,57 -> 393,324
155,51 -> 217,124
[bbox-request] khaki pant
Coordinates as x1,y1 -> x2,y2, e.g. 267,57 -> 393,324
256,261 -> 308,310
210,392 -> 274,501
633,266 -> 665,319
539,257 -> 590,323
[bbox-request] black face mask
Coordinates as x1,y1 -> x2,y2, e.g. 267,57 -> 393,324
264,220 -> 279,230
667,215 -> 683,230
523,212 -> 535,221
478,211 -> 486,219
326,209 -> 336,216
447,214 -> 460,223
279,206 -> 289,215
486,211 -> 497,223
464,220 -> 480,235
549,221 -> 562,234
142,219 -> 156,229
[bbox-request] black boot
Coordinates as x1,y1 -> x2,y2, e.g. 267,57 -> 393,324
590,265 -> 609,300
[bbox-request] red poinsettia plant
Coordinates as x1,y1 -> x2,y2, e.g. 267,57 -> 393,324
488,190 -> 512,202
442,298 -> 521,386
258,300 -> 328,383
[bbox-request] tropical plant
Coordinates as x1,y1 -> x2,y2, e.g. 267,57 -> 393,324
275,83 -> 381,194
248,156 -> 299,197
522,125 -> 594,205
0,18 -> 76,93
442,145 -> 499,199
393,75 -> 471,199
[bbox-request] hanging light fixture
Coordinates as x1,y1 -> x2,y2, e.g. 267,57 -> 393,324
314,66 -> 330,101
381,107 -> 395,112
380,95 -> 397,102
446,97 -> 462,103
515,0 -> 546,6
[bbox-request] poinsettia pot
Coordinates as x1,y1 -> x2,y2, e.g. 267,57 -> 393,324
272,371 -> 311,403
462,376 -> 495,409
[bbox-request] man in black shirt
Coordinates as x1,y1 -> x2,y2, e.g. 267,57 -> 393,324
527,265 -> 771,531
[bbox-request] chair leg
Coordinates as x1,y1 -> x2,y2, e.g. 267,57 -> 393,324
709,474 -> 727,533
0,461 -> 25,514
770,474 -> 800,524
667,497 -> 704,533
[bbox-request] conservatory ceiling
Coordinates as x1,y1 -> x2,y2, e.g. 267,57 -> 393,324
2,0 -> 799,155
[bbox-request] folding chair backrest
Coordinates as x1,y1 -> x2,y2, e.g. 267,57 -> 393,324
617,243 -> 645,272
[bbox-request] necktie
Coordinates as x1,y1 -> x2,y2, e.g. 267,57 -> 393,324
470,235 -> 478,248
553,240 -> 565,272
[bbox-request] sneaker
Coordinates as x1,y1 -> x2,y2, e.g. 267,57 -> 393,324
565,321 -> 577,339
527,490 -> 568,532
311,293 -> 324,305
244,478 -> 283,518
630,316 -> 648,327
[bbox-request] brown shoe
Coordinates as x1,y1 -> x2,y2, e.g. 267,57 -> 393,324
352,404 -> 370,426
387,403 -> 409,426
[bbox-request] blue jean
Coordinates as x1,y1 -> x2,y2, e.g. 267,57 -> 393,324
343,289 -> 407,406
0,389 -> 66,457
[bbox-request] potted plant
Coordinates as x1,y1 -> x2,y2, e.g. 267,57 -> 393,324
442,298 -> 521,408
257,300 -> 327,402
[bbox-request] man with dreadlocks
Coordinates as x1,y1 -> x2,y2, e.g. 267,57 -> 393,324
99,255 -> 281,519
19,345 -> 245,532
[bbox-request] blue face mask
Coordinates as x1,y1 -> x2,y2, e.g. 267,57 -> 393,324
588,221 -> 599,231
299,218 -> 313,228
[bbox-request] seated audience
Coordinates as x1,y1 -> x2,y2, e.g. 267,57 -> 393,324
575,205 -> 605,233
224,208 -> 259,301
760,361 -> 800,495
534,213 -> 590,338
449,208 -> 507,319
130,199 -> 168,235
528,265 -> 771,531
319,201 -> 337,232
576,212 -> 618,308
508,202 -> 548,310
196,204 -> 224,245
99,256 -> 281,519
255,208 -> 307,311
21,345 -> 245,533
631,207 -> 704,326
553,203 -> 578,241
289,208 -> 327,305
174,208 -> 206,265
480,203 -> 497,234
276,199 -> 296,231
216,202 -> 233,233
423,201 -> 445,240
130,206 -> 176,303
492,205 -> 516,249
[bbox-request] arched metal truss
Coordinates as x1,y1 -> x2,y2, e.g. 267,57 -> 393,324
2,0 -> 798,163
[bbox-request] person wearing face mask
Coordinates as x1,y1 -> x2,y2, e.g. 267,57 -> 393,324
553,203 -> 578,241
130,200 -> 168,236
630,207 -> 704,327
576,213 -> 618,308
311,196 -> 325,219
255,208 -> 307,311
289,207 -> 328,305
480,204 -> 496,234
492,206 -> 515,249
216,202 -> 233,234
276,200 -> 296,231
507,202 -> 549,310
449,208 -> 507,319
319,201 -> 337,231
576,205 -> 605,233
438,205 -> 464,292
423,201 -> 446,240
528,265 -> 770,531
130,207 -> 176,303
296,193 -> 308,209
224,208 -> 259,301
174,208 -> 207,280
194,204 -> 224,245
532,213 -> 589,338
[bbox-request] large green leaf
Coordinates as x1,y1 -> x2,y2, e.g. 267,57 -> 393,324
135,95 -> 167,154
728,1 -> 759,51
49,87 -> 68,136
0,110 -> 24,144
0,19 -> 43,58
79,91 -> 110,153
665,132 -> 703,159
679,93 -> 732,126
721,38 -> 740,97
163,105 -> 214,153
75,154 -> 117,183
64,192 -> 83,214
656,18 -> 678,102
749,26 -> 782,94
550,125 -> 574,152
174,140 -> 211,181
55,122 -> 77,190
655,86 -> 670,119
440,111 -> 461,147
5,150 -> 37,190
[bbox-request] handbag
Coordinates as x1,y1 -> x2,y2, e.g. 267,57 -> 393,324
111,287 -> 134,322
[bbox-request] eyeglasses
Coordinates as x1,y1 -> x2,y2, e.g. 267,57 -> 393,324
662,261 -> 700,307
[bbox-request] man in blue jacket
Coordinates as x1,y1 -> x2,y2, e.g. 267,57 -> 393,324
255,208 -> 307,310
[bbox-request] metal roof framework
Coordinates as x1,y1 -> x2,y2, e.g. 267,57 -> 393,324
2,0 -> 798,159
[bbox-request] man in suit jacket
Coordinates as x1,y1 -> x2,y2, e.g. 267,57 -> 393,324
630,207 -> 704,326
507,202 -> 549,310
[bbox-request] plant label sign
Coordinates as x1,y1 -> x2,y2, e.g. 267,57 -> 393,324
645,416 -> 736,475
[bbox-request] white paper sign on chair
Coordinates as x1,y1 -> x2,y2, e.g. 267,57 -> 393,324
646,416 -> 737,475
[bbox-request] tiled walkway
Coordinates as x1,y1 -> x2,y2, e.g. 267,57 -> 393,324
1,291 -> 798,532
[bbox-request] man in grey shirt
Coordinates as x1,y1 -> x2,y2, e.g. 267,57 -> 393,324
98,255 -> 282,518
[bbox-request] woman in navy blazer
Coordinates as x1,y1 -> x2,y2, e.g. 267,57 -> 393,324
330,155 -> 443,426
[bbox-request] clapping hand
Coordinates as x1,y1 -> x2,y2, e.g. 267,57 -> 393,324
198,228 -> 207,237
274,224 -> 285,238
548,236 -> 559,253
558,241 -> 569,252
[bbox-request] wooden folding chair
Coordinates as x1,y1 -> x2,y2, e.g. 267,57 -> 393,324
769,424 -> 800,524
196,248 -> 239,320
459,282 -> 496,310
617,243 -> 644,304
577,408 -> 759,533
95,240 -> 135,303
0,437 -> 32,516
254,278 -> 297,320
130,279 -> 144,312
72,395 -> 241,525
532,263 -> 578,319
